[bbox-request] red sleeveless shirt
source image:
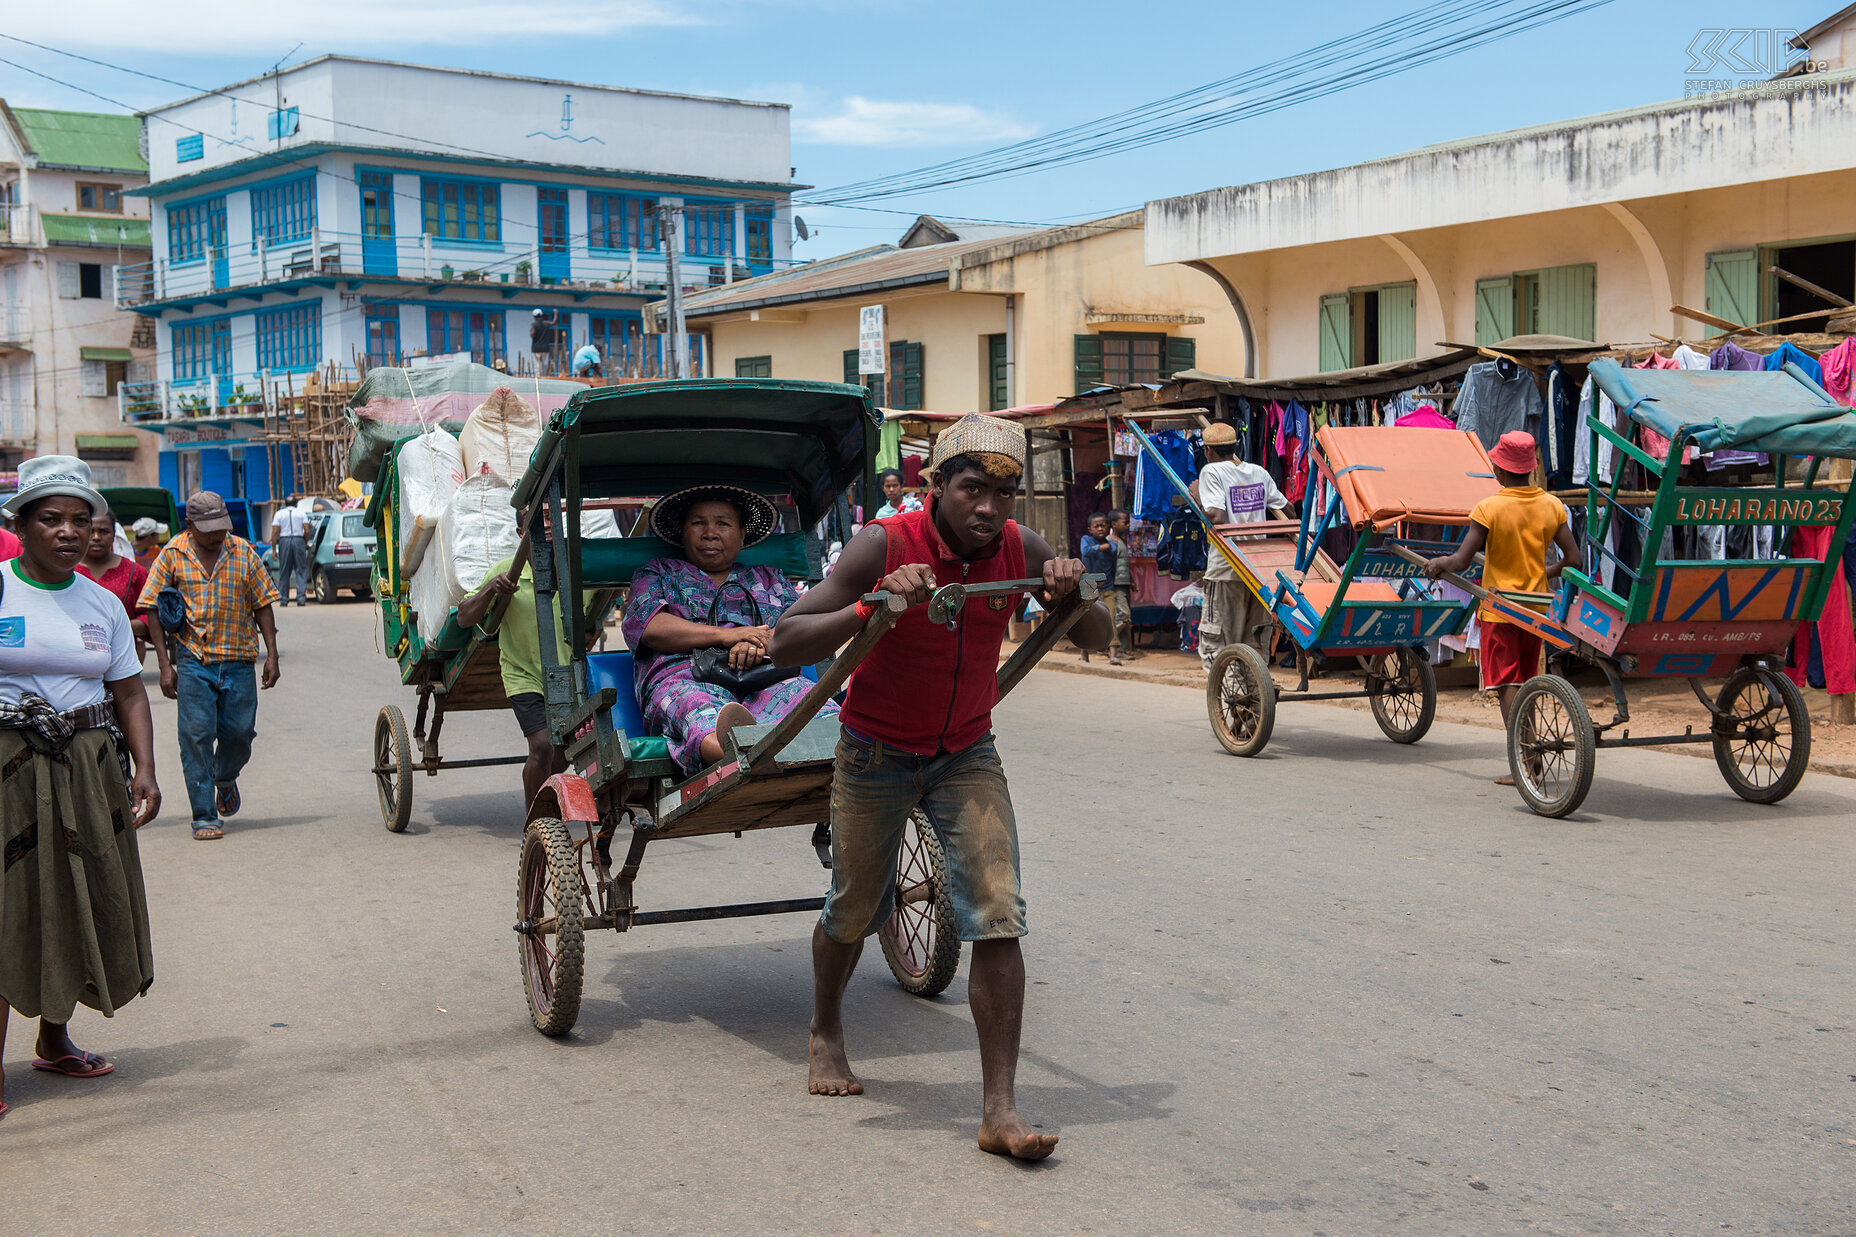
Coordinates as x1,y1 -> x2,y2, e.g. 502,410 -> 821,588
839,505 -> 1027,755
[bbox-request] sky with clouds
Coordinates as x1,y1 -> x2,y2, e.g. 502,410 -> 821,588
0,0 -> 1834,258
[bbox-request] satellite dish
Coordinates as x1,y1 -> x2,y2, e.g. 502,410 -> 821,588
794,216 -> 811,242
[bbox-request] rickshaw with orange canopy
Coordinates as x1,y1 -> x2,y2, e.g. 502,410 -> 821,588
1127,419 -> 1566,756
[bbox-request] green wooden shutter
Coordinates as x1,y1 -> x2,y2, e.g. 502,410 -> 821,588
889,340 -> 922,410
1074,334 -> 1104,393
1705,249 -> 1758,327
987,333 -> 1008,410
1475,276 -> 1515,345
734,355 -> 770,378
845,347 -> 882,405
1164,335 -> 1196,378
1534,263 -> 1597,341
1317,294 -> 1351,372
1377,283 -> 1416,362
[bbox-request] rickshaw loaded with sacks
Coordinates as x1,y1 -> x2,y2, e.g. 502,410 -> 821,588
499,379 -> 1101,1036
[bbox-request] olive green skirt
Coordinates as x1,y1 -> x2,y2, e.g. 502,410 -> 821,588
0,729 -> 154,1022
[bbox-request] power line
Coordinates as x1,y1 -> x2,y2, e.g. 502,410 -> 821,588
798,0 -> 1618,206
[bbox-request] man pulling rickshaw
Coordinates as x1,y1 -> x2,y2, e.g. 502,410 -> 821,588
772,413 -> 1112,1160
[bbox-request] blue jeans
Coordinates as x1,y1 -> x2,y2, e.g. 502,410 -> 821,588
819,729 -> 1025,944
175,652 -> 259,829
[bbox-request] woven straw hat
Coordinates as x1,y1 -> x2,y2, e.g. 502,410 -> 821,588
929,413 -> 1026,474
1202,421 -> 1237,446
649,484 -> 778,547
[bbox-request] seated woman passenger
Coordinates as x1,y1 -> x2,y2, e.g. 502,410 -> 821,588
622,485 -> 835,771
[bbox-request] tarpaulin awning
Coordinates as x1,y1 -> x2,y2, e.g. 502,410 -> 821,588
1587,358 -> 1856,458
1318,425 -> 1499,528
344,363 -> 587,482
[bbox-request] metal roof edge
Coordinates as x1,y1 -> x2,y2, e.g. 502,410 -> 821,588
679,268 -> 951,319
0,100 -> 34,161
130,142 -> 803,198
951,212 -> 1143,273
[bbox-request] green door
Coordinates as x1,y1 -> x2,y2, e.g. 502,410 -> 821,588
987,333 -> 1008,410
1532,263 -> 1597,340
1705,249 -> 1758,327
1376,282 -> 1416,362
1318,293 -> 1351,372
1475,276 -> 1515,345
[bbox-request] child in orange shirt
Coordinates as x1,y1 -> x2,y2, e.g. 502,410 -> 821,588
1424,431 -> 1578,784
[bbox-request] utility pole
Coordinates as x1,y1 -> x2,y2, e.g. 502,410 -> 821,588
658,205 -> 689,378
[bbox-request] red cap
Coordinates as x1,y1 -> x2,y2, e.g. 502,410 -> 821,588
1488,431 -> 1538,476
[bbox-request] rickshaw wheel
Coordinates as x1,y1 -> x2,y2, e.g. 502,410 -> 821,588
1713,667 -> 1811,804
374,705 -> 413,833
879,810 -> 961,998
519,817 -> 585,1036
1509,675 -> 1595,818
1367,649 -> 1436,744
1206,643 -> 1275,757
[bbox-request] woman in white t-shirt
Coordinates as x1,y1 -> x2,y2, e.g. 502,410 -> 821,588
0,456 -> 161,1121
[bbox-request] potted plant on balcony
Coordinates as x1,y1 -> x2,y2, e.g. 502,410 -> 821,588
177,393 -> 209,417
462,269 -> 483,282
228,382 -> 263,415
515,259 -> 533,286
440,264 -> 455,280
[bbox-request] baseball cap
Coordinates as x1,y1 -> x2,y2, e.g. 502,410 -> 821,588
186,490 -> 235,532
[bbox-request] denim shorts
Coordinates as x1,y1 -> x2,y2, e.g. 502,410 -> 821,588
819,728 -> 1026,944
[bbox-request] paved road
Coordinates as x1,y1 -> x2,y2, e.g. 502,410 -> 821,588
3,602 -> 1854,1234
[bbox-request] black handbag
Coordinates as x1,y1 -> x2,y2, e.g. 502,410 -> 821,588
689,580 -> 801,696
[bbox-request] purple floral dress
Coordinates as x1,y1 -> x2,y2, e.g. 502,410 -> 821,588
622,557 -> 836,771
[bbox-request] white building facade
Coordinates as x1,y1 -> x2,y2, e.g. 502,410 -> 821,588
123,57 -> 796,501
1,102 -> 154,485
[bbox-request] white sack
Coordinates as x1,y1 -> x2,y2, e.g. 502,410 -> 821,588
458,386 -> 542,483
395,425 -> 465,577
410,548 -> 455,645
438,474 -> 521,612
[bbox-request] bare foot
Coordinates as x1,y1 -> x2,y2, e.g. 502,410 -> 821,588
808,1029 -> 863,1096
1493,773 -> 1516,786
978,1109 -> 1058,1160
715,701 -> 756,749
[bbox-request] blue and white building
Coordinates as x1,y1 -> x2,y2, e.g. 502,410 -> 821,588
120,56 -> 796,501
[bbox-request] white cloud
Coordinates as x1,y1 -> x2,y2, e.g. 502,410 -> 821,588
794,96 -> 1034,147
1,1 -> 699,53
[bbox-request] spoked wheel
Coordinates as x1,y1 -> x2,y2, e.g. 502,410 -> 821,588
1712,667 -> 1811,804
879,810 -> 961,997
1508,675 -> 1596,818
374,705 -> 413,833
518,817 -> 585,1036
1206,643 -> 1276,757
1367,648 -> 1437,744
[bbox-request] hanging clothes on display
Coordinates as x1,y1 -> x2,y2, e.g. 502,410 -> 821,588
1393,405 -> 1453,431
1133,429 -> 1197,522
1274,400 -> 1311,503
1453,359 -> 1541,452
1634,351 -> 1698,466
1786,523 -> 1855,695
1819,337 -> 1856,407
1764,341 -> 1824,386
1544,363 -> 1579,489
1154,512 -> 1207,579
1706,339 -> 1768,470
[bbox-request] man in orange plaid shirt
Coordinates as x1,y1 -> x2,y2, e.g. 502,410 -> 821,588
138,492 -> 282,840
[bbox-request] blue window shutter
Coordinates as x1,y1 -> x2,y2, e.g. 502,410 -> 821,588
176,134 -> 203,162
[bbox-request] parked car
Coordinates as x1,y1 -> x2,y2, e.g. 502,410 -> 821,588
264,510 -> 377,603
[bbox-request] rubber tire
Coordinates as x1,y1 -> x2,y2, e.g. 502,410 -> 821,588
519,817 -> 585,1036
374,704 -> 413,833
1713,667 -> 1811,804
1368,649 -> 1437,744
1508,674 -> 1596,819
313,569 -> 337,605
1206,643 -> 1276,757
878,810 -> 962,998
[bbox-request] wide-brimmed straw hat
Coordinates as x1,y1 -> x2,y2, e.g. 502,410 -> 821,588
1,454 -> 109,520
649,484 -> 778,547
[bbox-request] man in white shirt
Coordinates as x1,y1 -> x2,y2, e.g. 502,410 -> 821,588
1190,422 -> 1287,673
270,502 -> 311,607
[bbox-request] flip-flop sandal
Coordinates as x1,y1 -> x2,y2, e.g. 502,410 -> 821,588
32,1051 -> 113,1078
215,783 -> 241,817
0,1100 -> 9,1120
192,824 -> 224,840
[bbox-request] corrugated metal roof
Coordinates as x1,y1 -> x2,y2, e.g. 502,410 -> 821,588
40,214 -> 151,248
679,234 -> 1032,317
9,107 -> 146,172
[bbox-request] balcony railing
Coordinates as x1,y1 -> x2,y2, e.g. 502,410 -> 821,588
118,370 -> 347,425
0,204 -> 36,246
117,228 -> 800,310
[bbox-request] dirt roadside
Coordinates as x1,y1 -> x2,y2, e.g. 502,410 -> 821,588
1017,640 -> 1856,779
